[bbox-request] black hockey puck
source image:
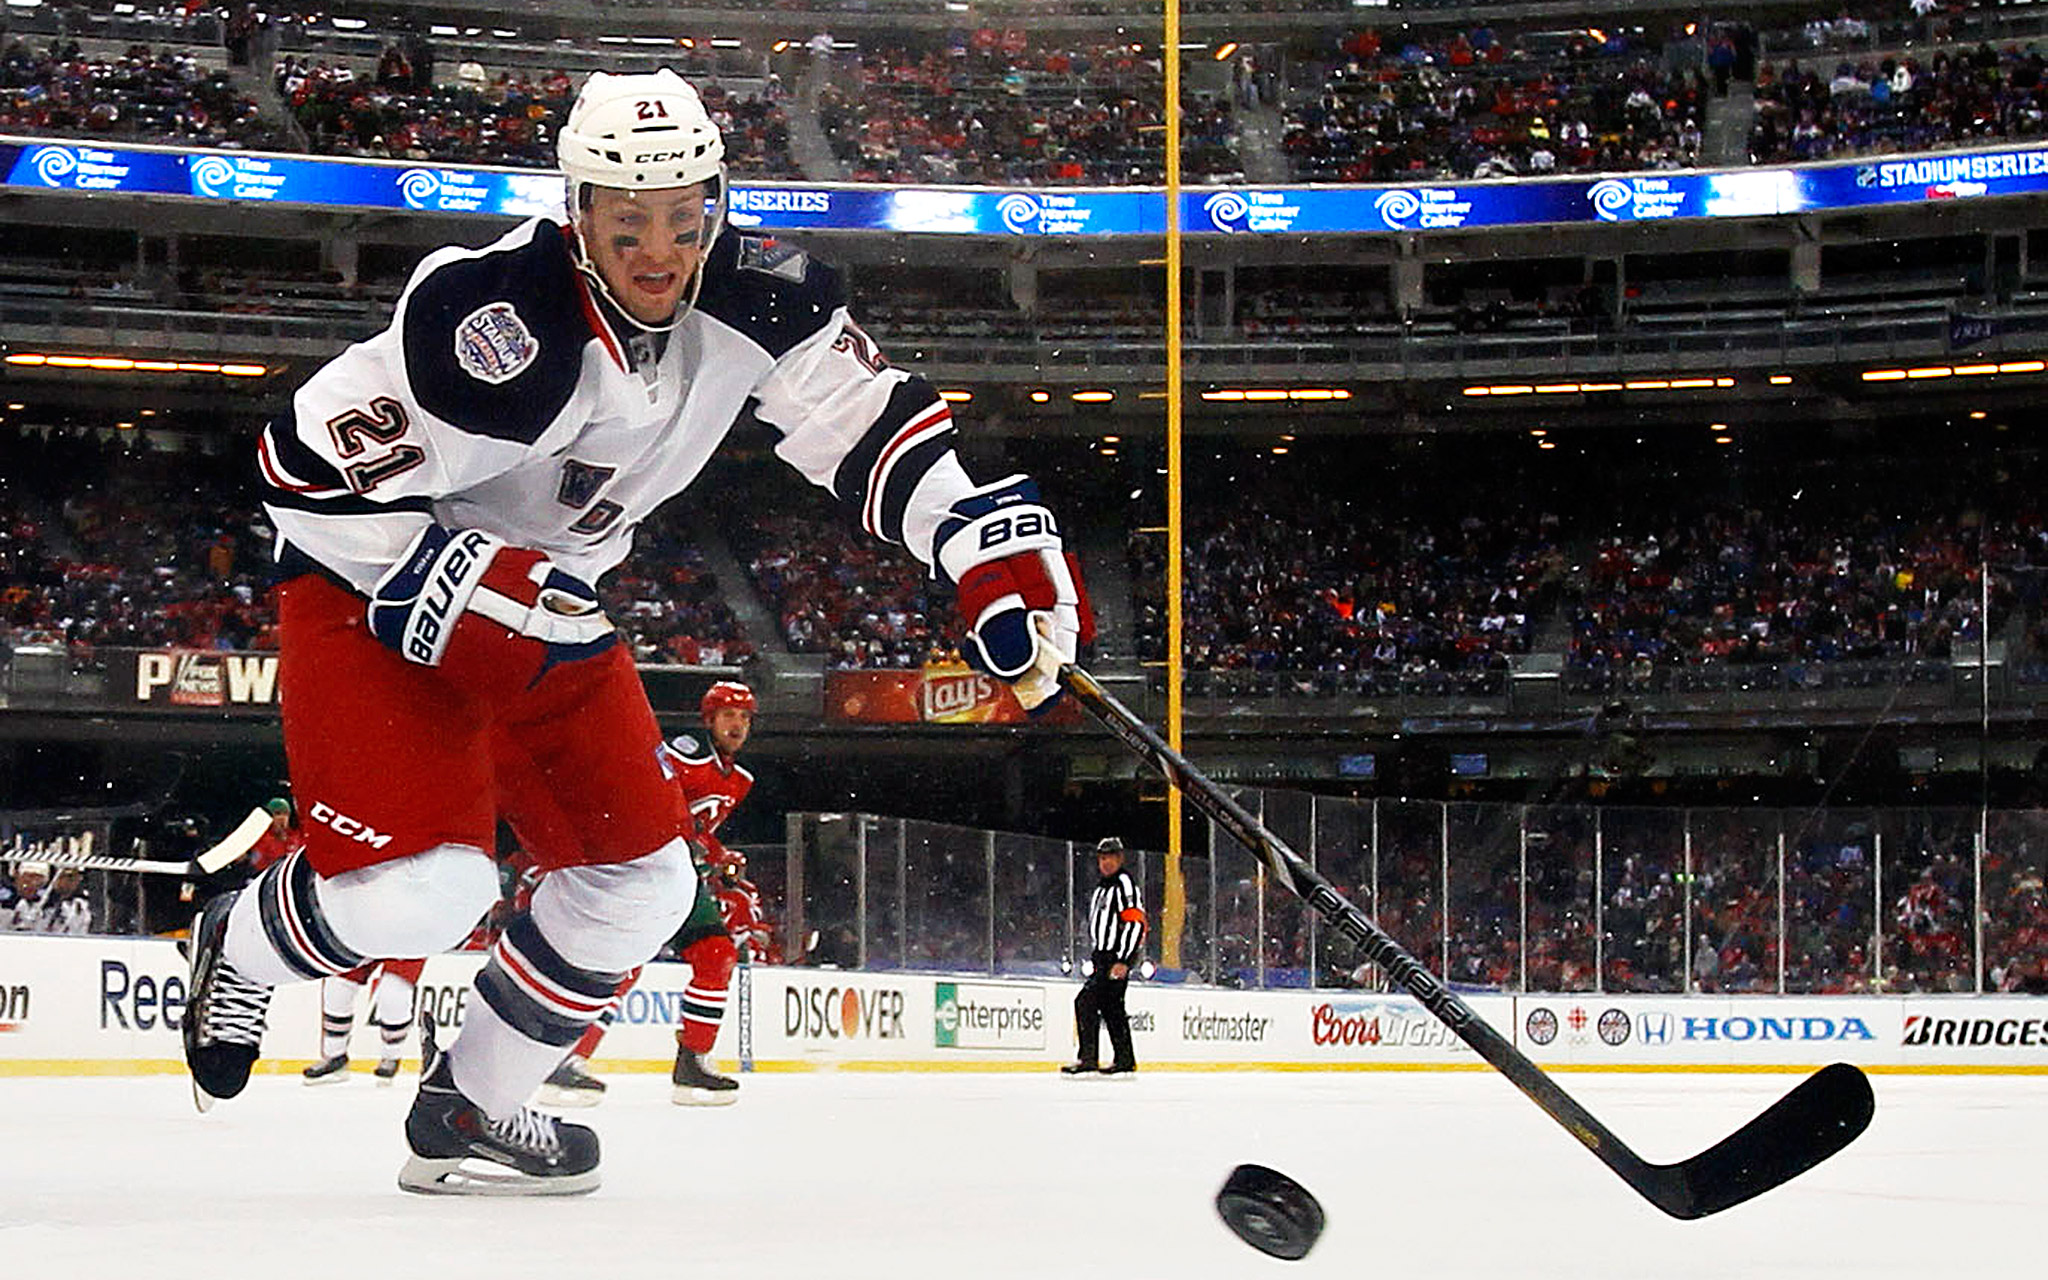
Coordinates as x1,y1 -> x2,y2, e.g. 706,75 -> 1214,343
1215,1163 -> 1325,1261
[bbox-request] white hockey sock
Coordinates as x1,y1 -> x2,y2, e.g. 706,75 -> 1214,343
445,996 -> 587,1120
370,969 -> 418,1049
319,975 -> 361,1058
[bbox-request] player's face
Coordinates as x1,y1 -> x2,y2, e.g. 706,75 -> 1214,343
583,184 -> 710,325
706,706 -> 752,756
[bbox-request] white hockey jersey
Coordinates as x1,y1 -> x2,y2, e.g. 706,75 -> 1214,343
258,219 -> 972,594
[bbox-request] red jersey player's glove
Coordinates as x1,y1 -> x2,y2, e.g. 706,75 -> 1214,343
367,524 -> 617,695
934,475 -> 1094,713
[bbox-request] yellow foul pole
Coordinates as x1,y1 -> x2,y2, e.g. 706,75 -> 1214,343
1161,0 -> 1187,968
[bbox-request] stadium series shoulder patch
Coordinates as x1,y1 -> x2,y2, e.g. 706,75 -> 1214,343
455,301 -> 540,384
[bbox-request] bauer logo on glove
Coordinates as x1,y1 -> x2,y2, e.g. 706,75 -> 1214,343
369,524 -> 617,694
934,475 -> 1094,713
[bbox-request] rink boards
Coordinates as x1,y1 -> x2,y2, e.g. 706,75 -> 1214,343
0,934 -> 2042,1074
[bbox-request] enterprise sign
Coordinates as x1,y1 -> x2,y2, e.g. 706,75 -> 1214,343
8,137 -> 2048,235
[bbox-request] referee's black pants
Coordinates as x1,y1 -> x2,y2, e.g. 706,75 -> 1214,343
1074,949 -> 1135,1069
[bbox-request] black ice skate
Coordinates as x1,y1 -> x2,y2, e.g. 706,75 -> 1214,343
302,1053 -> 351,1085
374,1057 -> 402,1084
536,1056 -> 607,1109
670,1047 -> 739,1107
398,1057 -> 600,1196
183,890 -> 274,1113
1059,1060 -> 1100,1077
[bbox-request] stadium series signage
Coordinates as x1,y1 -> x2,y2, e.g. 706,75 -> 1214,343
9,137 -> 2048,235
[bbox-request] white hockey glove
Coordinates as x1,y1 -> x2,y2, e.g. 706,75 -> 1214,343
367,525 -> 616,694
934,475 -> 1094,713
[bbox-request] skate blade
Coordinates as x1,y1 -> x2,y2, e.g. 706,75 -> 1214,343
191,1079 -> 216,1114
303,1071 -> 352,1086
374,1074 -> 399,1088
536,1084 -> 604,1109
671,1086 -> 739,1107
397,1155 -> 600,1197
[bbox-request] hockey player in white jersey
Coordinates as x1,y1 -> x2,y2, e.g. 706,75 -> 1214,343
183,67 -> 1090,1195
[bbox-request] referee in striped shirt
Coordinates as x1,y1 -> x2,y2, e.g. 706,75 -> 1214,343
1064,837 -> 1146,1076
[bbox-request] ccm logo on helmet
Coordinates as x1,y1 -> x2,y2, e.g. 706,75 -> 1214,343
633,150 -> 706,164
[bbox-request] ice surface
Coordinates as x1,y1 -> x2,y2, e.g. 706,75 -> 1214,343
1,1069 -> 2037,1279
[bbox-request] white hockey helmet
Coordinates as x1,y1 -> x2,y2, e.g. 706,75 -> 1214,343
558,69 -> 727,329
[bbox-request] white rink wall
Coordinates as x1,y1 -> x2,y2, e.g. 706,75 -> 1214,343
0,934 -> 2041,1074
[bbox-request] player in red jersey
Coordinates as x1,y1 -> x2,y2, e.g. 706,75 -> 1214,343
248,798 -> 304,873
537,680 -> 761,1107
301,957 -> 428,1084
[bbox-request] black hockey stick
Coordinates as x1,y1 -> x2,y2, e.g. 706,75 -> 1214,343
1059,665 -> 1874,1219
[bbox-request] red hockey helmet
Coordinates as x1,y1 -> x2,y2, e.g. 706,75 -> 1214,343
704,842 -> 747,876
700,680 -> 757,722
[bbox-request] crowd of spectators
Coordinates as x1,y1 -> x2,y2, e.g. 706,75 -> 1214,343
1133,496 -> 1563,697
601,513 -> 755,667
1216,796 -> 2020,996
1281,25 -> 1711,183
0,426 -> 754,671
0,38 -> 279,149
280,51 -> 799,176
731,506 -> 957,669
818,39 -> 1241,185
1567,507 -> 2012,677
18,2 -> 2048,185
1751,43 -> 2048,163
0,427 -> 274,659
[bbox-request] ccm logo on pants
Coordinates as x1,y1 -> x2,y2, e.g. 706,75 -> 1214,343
310,800 -> 395,849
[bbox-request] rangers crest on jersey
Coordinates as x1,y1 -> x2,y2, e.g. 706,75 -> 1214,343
454,300 -> 539,384
737,235 -> 810,283
556,459 -> 616,509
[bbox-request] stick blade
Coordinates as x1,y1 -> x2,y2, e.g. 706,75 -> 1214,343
1654,1062 -> 1874,1219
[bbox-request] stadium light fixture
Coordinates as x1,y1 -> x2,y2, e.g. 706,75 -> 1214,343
937,389 -> 973,402
3,352 -> 267,378
1768,374 -> 1793,385
1466,374 -> 1732,397
1072,390 -> 1115,403
1865,359 -> 2046,382
1214,43 -> 1239,60
1970,410 -> 1988,419
1029,391 -> 1050,403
